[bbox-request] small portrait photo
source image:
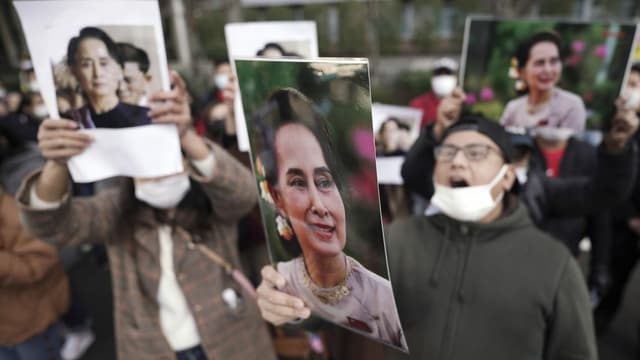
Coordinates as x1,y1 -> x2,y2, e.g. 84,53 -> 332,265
52,25 -> 165,129
225,21 -> 319,151
14,0 -> 181,183
461,17 -> 637,130
372,104 -> 422,157
235,58 -> 408,352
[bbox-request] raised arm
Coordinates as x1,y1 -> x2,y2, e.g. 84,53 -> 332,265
401,88 -> 465,200
149,70 -> 257,222
542,106 -> 639,217
17,116 -> 125,247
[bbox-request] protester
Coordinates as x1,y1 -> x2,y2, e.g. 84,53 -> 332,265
0,186 -> 69,360
0,91 -> 46,143
256,109 -> 638,359
409,57 -> 458,128
595,62 -> 640,332
17,71 -> 276,360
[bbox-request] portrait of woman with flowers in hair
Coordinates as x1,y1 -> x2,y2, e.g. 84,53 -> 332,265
251,86 -> 407,350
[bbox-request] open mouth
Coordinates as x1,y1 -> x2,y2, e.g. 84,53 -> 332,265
449,178 -> 469,188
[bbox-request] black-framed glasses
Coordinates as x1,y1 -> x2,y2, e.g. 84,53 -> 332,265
434,143 -> 501,162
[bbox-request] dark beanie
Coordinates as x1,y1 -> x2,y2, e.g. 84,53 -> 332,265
441,115 -> 514,163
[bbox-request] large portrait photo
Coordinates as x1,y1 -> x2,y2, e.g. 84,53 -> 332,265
461,17 -> 637,131
235,58 -> 408,352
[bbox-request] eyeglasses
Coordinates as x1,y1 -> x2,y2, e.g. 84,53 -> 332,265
434,143 -> 501,162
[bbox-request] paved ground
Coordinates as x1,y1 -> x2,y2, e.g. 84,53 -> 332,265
70,249 -> 639,360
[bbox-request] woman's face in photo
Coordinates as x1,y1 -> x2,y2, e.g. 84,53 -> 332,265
521,41 -> 562,94
73,38 -> 122,99
273,123 -> 346,259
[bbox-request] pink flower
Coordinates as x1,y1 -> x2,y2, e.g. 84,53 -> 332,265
594,44 -> 607,59
465,93 -> 477,105
352,127 -> 375,161
565,54 -> 581,67
479,87 -> 494,102
572,40 -> 586,53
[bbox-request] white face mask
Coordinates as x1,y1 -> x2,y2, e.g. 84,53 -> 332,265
431,75 -> 457,98
534,127 -> 574,142
134,173 -> 191,209
28,80 -> 40,92
214,74 -> 229,90
514,166 -> 528,185
624,88 -> 640,111
430,165 -> 508,222
33,104 -> 48,119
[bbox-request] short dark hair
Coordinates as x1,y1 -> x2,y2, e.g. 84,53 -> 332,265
256,88 -> 339,190
256,42 -> 286,57
382,117 -> 410,132
515,31 -> 563,70
117,42 -> 150,74
66,27 -> 121,68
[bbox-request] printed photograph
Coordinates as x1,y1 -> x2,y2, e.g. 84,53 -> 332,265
225,21 -> 319,151
461,17 -> 637,130
14,0 -> 181,182
235,58 -> 408,352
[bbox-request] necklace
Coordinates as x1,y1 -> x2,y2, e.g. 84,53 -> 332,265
527,91 -> 552,115
301,256 -> 353,305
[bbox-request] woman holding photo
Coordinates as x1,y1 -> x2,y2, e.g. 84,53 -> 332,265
254,88 -> 406,349
17,71 -> 276,360
66,27 -> 150,128
500,31 -> 587,134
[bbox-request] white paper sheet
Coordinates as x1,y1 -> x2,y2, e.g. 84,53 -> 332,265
375,156 -> 405,185
225,21 -> 319,151
372,103 -> 422,142
68,125 -> 182,183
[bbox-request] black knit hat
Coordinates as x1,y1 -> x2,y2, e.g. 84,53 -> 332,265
441,115 -> 514,163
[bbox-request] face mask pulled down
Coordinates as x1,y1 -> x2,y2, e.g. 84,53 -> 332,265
135,173 -> 191,209
430,165 -> 508,222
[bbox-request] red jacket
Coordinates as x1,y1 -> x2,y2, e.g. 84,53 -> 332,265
409,91 -> 440,128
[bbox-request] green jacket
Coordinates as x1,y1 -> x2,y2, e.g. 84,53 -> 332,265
385,198 -> 597,360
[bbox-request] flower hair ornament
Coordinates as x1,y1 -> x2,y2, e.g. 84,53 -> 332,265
509,57 -> 527,92
276,214 -> 294,241
255,156 -> 275,205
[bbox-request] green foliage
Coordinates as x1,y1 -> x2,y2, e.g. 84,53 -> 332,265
469,100 -> 504,122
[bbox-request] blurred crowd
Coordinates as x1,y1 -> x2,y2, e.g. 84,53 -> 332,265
1,27 -> 639,360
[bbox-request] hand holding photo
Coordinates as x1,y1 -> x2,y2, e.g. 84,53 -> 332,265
14,0 -> 181,182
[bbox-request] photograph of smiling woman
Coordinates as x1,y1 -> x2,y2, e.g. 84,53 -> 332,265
500,31 -> 587,133
253,88 -> 407,350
